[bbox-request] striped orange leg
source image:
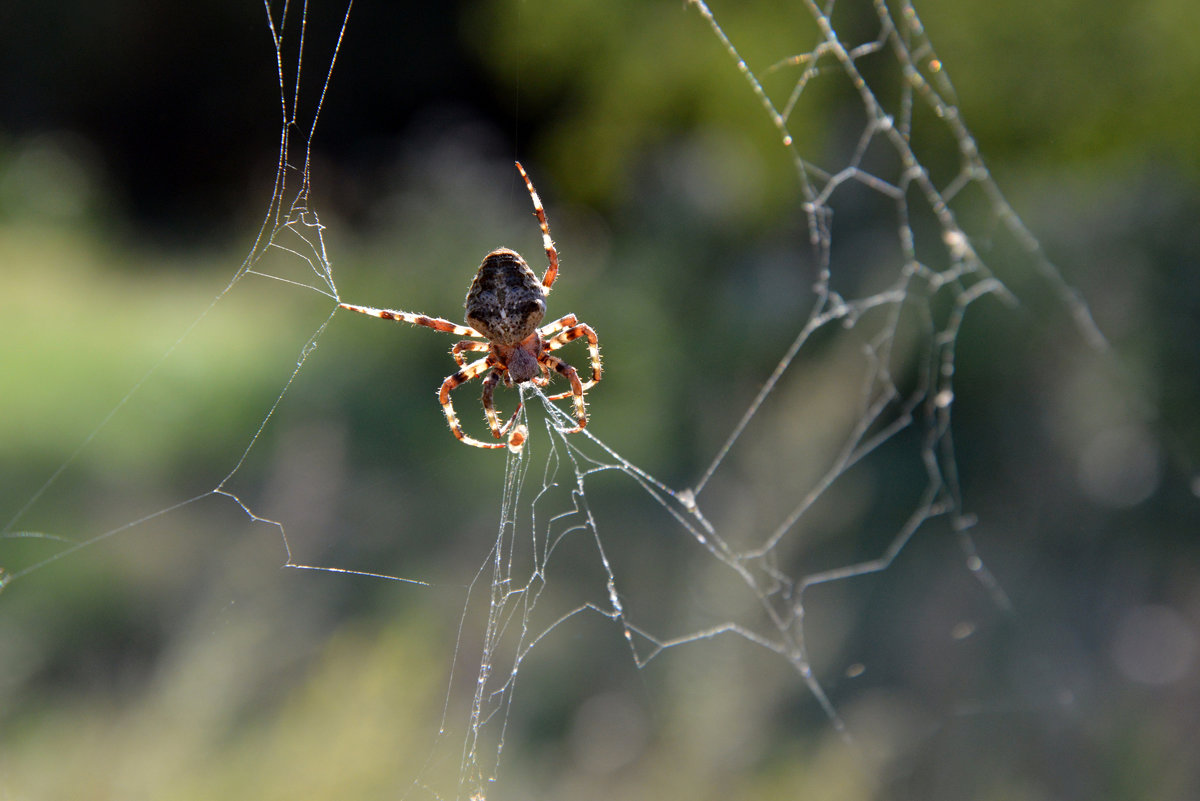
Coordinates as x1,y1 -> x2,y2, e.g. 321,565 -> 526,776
539,315 -> 602,399
515,161 -> 559,292
439,357 -> 507,449
451,339 -> 490,367
481,369 -> 523,439
541,354 -> 587,433
338,303 -> 483,338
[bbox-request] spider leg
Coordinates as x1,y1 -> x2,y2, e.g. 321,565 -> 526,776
540,353 -> 587,433
339,302 -> 483,338
515,161 -> 559,293
480,367 -> 521,438
439,357 -> 508,449
537,314 -> 576,339
503,401 -> 525,434
538,315 -> 602,399
452,339 -> 490,368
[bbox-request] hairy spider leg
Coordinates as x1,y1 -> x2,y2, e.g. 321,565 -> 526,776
481,367 -> 524,439
338,303 -> 483,338
439,357 -> 508,449
539,315 -> 602,398
451,339 -> 491,368
515,161 -> 559,293
541,353 -> 587,433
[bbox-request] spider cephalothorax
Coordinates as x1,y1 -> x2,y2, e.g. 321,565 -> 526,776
338,162 -> 602,449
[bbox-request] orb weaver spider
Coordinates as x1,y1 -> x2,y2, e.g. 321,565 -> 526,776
338,162 -> 602,450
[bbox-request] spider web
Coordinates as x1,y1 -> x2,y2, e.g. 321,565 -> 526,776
1,0 -> 1185,799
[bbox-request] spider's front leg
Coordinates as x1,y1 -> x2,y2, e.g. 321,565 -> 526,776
481,368 -> 523,439
541,354 -> 588,434
539,314 -> 602,399
451,339 -> 490,368
439,357 -> 508,450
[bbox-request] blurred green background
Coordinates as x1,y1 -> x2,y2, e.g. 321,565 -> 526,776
2,0 -> 1199,799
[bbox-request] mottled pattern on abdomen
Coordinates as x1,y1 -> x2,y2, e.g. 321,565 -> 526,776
465,248 -> 547,344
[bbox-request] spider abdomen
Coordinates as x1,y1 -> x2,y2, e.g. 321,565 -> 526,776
465,248 -> 546,344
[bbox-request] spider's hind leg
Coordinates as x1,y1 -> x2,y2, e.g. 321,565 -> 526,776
515,161 -> 559,292
339,303 -> 482,337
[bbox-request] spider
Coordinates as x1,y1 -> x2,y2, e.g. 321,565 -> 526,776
338,161 -> 602,450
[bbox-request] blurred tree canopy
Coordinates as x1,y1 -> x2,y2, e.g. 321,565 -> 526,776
3,0 -> 1197,234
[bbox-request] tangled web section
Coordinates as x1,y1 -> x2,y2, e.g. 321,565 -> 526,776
441,1 -> 1107,794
